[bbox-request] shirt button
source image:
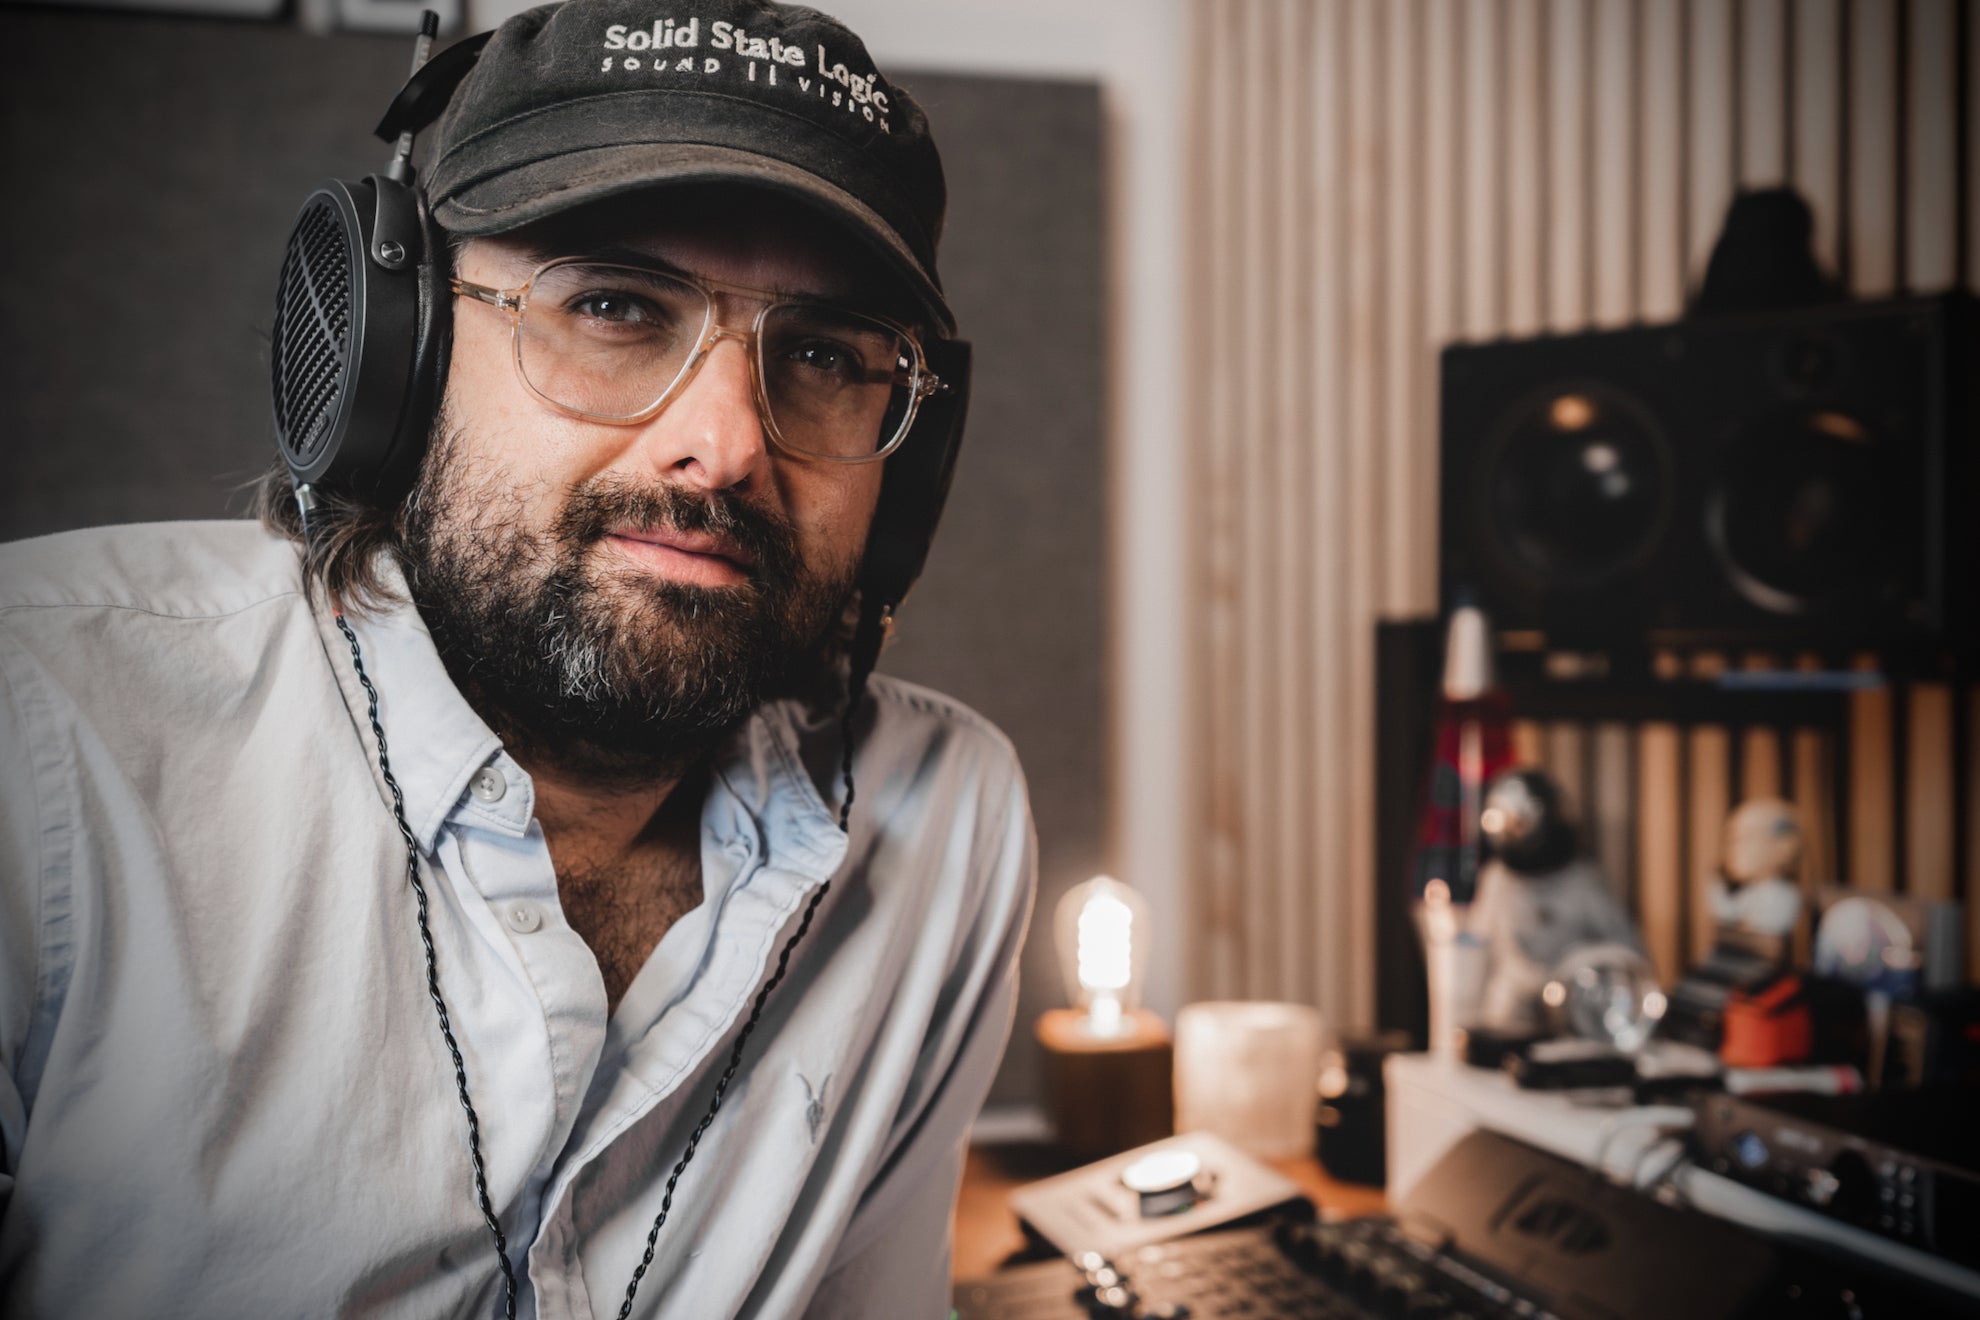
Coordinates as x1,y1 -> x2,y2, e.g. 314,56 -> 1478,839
504,900 -> 543,934
470,766 -> 507,803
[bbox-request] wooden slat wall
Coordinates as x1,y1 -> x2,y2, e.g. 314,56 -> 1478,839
1188,0 -> 1980,1026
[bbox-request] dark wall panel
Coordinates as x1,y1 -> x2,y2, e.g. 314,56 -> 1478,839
0,11 -> 1105,1111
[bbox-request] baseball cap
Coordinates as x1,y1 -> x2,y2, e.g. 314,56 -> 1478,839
425,0 -> 955,333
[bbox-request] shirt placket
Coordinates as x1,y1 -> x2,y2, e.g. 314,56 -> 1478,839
431,750 -> 613,1306
525,776 -> 849,1320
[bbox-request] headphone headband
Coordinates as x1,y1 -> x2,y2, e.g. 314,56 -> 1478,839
373,32 -> 491,144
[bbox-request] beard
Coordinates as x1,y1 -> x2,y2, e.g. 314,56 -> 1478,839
401,418 -> 859,787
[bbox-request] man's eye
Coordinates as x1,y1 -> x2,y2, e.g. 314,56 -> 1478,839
570,291 -> 655,324
784,340 -> 861,378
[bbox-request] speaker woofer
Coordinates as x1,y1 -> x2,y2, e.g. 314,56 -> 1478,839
1708,408 -> 1907,616
1478,383 -> 1674,591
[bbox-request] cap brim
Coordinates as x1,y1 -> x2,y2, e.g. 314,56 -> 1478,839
429,141 -> 955,334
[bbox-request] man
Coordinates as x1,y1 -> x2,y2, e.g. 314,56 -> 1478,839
0,2 -> 1034,1316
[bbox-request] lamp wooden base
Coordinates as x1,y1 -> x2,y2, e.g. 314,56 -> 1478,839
1035,1008 -> 1174,1160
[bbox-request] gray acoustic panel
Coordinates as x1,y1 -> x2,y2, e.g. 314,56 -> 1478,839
0,12 -> 1104,1111
873,71 -> 1105,1111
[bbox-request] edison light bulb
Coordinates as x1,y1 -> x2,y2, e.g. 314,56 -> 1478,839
1054,875 -> 1151,1039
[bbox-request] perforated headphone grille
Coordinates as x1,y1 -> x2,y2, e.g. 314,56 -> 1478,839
273,196 -> 355,465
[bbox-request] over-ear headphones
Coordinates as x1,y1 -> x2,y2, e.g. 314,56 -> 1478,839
269,24 -> 970,622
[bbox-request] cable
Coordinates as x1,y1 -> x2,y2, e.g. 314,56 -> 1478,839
1629,1136 -> 1691,1195
1589,1107 -> 1695,1187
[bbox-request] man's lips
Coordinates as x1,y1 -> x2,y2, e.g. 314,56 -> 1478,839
610,525 -> 755,567
604,525 -> 756,586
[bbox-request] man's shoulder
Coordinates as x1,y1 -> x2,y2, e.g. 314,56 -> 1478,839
862,673 -> 1022,778
0,520 -> 306,621
867,676 -> 1021,759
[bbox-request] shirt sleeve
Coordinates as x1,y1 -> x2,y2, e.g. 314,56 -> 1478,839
803,759 -> 1036,1320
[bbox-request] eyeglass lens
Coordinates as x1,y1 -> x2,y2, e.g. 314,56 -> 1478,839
516,261 -> 918,460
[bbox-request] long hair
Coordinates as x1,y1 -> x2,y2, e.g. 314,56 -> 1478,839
252,458 -> 413,616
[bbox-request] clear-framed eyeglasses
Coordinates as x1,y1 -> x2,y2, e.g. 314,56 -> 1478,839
450,255 -> 948,463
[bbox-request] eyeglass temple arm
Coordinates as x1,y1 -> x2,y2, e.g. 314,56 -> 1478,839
449,278 -> 518,312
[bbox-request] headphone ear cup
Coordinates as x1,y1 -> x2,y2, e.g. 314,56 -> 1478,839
271,175 -> 435,497
860,337 -> 971,612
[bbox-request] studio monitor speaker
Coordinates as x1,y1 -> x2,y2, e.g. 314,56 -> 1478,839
1439,294 -> 1975,654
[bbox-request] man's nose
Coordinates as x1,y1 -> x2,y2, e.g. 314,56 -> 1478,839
630,331 -> 770,492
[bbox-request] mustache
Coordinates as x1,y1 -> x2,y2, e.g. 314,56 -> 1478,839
551,478 -> 803,585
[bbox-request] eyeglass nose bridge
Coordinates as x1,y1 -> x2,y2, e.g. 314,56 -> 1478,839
669,319 -> 771,419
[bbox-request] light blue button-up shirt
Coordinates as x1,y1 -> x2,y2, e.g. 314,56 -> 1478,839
0,522 -> 1034,1319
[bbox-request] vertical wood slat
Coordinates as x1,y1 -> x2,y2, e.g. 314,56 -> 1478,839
1236,0 -> 1274,998
1639,725 -> 1684,983
1687,0 -> 1738,285
1741,654 -> 1785,802
1342,0 -> 1383,1027
1383,0 -> 1427,616
1298,0 -> 1330,1013
1742,0 -> 1790,184
1910,0 -> 1961,288
1687,727 -> 1733,965
1544,723 -> 1589,837
1687,653 -> 1732,965
1272,0 -> 1310,1009
1307,0 -> 1349,1013
1907,684 -> 1957,901
1591,0 -> 1636,324
1639,0 -> 1688,317
1195,0 -> 1240,998
1793,0 -> 1845,274
1513,720 -> 1546,768
1849,0 -> 1901,294
1849,656 -> 1898,892
1791,723 -> 1833,967
1969,0 -> 1980,284
1463,0 -> 1504,339
1426,0 -> 1462,360
1505,0 -> 1548,337
1742,727 -> 1784,800
1546,0 -> 1590,329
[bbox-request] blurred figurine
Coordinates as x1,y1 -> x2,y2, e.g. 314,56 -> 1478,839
1709,798 -> 1805,940
1471,769 -> 1643,1031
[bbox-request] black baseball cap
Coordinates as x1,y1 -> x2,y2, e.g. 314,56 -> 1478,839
426,0 -> 954,333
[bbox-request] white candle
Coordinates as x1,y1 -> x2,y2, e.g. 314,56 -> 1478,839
1173,1001 -> 1326,1159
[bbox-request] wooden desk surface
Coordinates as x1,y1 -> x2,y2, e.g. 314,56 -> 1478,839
952,1142 -> 1388,1280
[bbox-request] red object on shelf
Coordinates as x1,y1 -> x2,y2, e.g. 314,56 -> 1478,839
1721,975 -> 1815,1068
1409,602 -> 1516,904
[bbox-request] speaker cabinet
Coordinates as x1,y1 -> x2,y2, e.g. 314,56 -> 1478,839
1439,294 -> 1975,653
